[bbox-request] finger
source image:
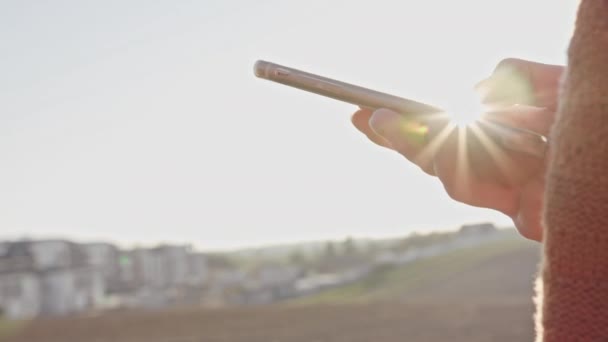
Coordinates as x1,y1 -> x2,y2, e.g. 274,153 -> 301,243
477,58 -> 564,110
369,108 -> 436,175
431,130 -> 519,216
466,122 -> 544,187
482,105 -> 555,137
479,106 -> 552,171
351,109 -> 393,148
513,178 -> 544,242
464,125 -> 515,185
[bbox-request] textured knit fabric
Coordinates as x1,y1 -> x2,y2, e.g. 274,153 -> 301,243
539,1 -> 608,341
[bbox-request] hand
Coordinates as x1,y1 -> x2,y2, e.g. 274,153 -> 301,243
351,58 -> 564,241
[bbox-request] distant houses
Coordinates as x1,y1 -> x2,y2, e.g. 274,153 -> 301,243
459,222 -> 497,236
0,240 -> 208,320
0,223 -> 507,320
118,245 -> 209,309
239,264 -> 303,305
0,240 -> 104,319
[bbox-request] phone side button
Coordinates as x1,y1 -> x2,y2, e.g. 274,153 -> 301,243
274,68 -> 291,77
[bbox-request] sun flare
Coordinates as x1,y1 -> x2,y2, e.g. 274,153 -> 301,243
442,89 -> 489,127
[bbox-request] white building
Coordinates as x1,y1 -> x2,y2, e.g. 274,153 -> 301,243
188,252 -> 208,286
38,267 -> 104,316
0,240 -> 105,319
0,271 -> 41,319
132,245 -> 207,290
81,243 -> 123,293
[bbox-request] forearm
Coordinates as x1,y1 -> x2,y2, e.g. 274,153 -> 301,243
540,1 -> 608,341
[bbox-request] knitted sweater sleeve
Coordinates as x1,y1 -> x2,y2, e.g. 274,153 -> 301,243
539,1 -> 608,341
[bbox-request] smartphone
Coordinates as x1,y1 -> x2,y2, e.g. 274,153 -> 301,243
253,60 -> 547,158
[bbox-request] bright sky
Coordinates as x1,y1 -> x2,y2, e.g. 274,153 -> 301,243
1,1 -> 578,250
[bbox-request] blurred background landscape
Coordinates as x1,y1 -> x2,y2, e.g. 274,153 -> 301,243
1,0 -> 576,341
0,224 -> 540,341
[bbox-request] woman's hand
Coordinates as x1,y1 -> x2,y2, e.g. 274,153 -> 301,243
351,58 -> 564,241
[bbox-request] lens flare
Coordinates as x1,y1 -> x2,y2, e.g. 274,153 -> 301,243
400,119 -> 429,142
442,90 -> 489,127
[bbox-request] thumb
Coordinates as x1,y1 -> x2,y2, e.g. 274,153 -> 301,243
369,108 -> 428,161
369,109 -> 434,175
477,58 -> 564,109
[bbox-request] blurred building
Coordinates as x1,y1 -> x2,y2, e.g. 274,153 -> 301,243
108,245 -> 209,309
131,244 -> 207,290
241,264 -> 302,304
0,240 -> 104,319
81,242 -> 122,292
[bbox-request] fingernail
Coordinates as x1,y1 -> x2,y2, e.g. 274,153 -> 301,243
369,109 -> 428,146
369,108 -> 401,138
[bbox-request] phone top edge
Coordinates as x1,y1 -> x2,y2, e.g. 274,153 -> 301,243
253,60 -> 441,114
253,60 -> 271,79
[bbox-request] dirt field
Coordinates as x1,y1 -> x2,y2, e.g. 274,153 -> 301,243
1,238 -> 540,342
2,300 -> 535,342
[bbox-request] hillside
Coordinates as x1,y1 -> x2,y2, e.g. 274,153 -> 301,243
295,235 -> 540,305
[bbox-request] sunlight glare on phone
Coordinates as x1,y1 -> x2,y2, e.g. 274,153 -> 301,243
442,89 -> 488,127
